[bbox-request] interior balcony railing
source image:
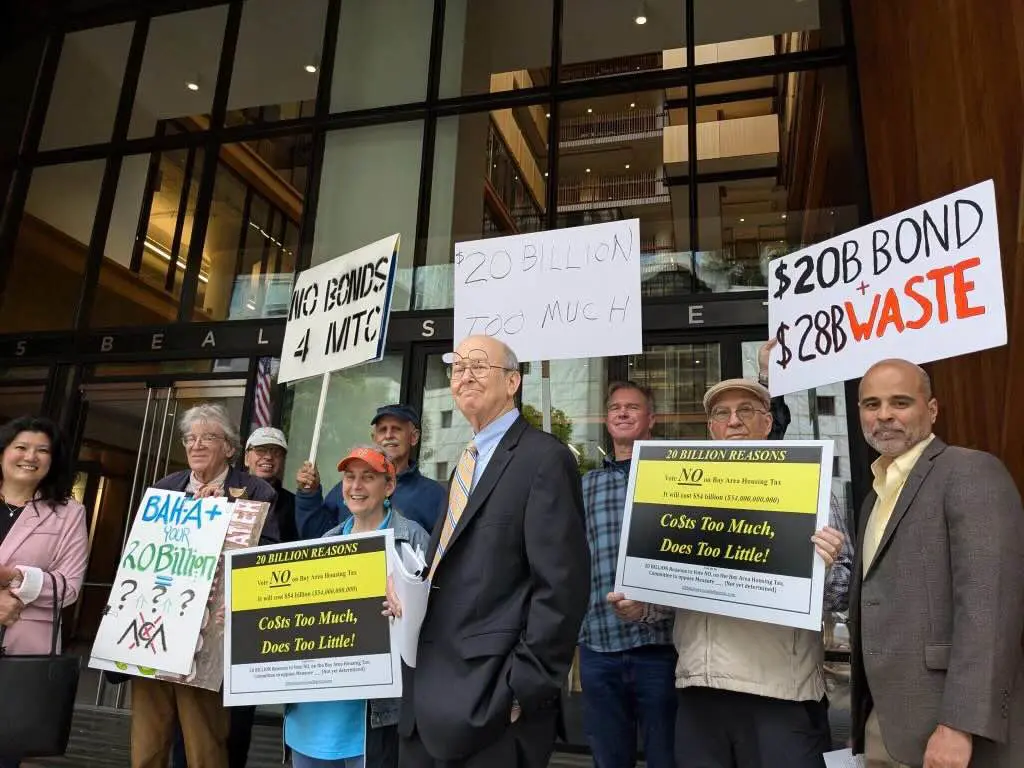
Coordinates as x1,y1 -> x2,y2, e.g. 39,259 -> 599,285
560,109 -> 667,143
561,52 -> 662,82
557,171 -> 669,210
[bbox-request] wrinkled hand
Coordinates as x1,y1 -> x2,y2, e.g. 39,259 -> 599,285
195,484 -> 223,499
382,575 -> 403,619
811,526 -> 845,568
923,725 -> 972,768
0,590 -> 24,627
758,339 -> 778,378
297,462 -> 320,493
607,592 -> 645,622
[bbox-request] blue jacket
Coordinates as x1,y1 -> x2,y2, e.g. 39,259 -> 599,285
295,462 -> 445,539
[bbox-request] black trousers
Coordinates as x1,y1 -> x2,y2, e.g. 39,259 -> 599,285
399,709 -> 558,768
674,687 -> 831,768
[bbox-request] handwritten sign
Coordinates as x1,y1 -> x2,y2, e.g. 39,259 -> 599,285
453,220 -> 642,361
614,440 -> 832,630
767,180 -> 1005,396
277,234 -> 399,384
89,499 -> 269,689
90,489 -> 233,675
223,530 -> 400,706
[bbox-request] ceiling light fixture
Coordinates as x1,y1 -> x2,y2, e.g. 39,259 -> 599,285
781,213 -> 788,219
625,163 -> 631,169
630,102 -> 636,108
739,218 -> 745,222
545,112 -> 551,118
587,107 -> 593,113
585,168 -> 591,173
635,0 -> 648,24
186,78 -> 200,92
305,63 -> 318,74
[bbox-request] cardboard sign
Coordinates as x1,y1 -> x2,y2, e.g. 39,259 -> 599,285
90,499 -> 269,690
278,234 -> 399,384
223,530 -> 401,706
614,440 -> 833,630
453,220 -> 642,362
90,489 -> 233,675
767,180 -> 1005,396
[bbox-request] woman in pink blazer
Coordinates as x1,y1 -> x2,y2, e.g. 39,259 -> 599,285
0,416 -> 88,766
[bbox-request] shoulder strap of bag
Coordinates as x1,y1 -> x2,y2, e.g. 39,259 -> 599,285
48,572 -> 66,656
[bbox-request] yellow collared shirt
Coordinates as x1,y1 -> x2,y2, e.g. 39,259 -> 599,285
862,433 -> 935,573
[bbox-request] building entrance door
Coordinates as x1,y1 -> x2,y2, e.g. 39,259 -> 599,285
69,378 -> 246,707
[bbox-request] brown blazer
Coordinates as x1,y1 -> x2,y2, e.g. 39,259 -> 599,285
849,437 -> 1024,766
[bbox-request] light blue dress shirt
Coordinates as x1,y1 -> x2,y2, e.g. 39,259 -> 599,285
470,408 -> 520,490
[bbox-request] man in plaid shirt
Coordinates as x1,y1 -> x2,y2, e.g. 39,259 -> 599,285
578,381 -> 677,768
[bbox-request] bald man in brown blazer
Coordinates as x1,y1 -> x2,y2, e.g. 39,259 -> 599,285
849,359 -> 1024,768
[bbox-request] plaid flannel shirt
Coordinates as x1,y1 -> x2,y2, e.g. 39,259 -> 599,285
580,457 -> 674,652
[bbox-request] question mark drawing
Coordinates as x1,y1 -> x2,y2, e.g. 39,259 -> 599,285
179,589 -> 196,617
152,585 -> 168,614
119,580 -> 138,609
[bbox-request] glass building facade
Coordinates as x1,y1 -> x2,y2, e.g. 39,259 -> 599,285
0,0 -> 871,743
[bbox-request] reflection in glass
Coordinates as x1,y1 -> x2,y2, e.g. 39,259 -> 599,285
0,161 -> 105,332
521,359 -> 608,472
40,24 -> 133,150
440,0 -> 553,98
227,0 -> 326,126
282,355 -> 403,488
741,340 -> 852,514
332,0 -> 432,111
627,344 -> 721,439
313,123 -> 423,311
419,355 -> 472,482
129,6 -> 228,138
693,0 -> 843,53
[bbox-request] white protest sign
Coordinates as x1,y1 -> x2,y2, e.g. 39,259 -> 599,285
278,234 -> 399,384
90,488 -> 233,675
454,220 -> 642,361
768,180 -> 1005,396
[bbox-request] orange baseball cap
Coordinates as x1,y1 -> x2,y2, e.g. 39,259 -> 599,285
337,446 -> 396,476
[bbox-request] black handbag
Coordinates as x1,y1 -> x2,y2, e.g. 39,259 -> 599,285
0,572 -> 80,759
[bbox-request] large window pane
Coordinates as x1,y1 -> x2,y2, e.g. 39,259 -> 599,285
0,161 -> 104,332
192,135 -> 308,321
281,355 -> 403,493
693,68 -> 864,292
440,0 -> 552,98
313,123 -> 423,311
520,358 -> 608,472
418,354 -> 472,483
627,343 -> 722,438
40,24 -> 133,150
332,0 -> 432,112
129,7 -> 228,139
561,0 -> 684,83
420,110 -> 549,310
694,0 -> 843,55
227,0 -> 326,127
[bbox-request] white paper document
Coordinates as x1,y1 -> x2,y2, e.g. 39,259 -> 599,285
824,748 -> 864,768
389,542 -> 430,667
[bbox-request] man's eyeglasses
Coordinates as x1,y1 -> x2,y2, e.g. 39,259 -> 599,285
446,359 -> 517,381
249,446 -> 284,458
709,405 -> 767,423
182,434 -> 227,448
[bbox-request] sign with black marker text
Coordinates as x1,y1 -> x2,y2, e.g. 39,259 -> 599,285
278,234 -> 399,384
767,180 -> 1005,396
453,220 -> 642,361
614,440 -> 832,630
223,530 -> 401,706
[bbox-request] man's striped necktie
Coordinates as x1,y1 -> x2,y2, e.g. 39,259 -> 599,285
428,440 -> 478,581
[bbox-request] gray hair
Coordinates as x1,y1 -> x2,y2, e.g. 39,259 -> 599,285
502,343 -> 519,370
179,403 -> 241,454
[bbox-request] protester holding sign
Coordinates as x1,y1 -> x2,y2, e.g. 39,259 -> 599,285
124,403 -> 275,768
849,359 -> 1024,768
285,446 -> 427,768
296,405 -> 445,538
613,378 -> 847,768
385,336 -> 590,768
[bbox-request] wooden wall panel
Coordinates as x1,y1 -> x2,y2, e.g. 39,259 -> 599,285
851,0 -> 1024,484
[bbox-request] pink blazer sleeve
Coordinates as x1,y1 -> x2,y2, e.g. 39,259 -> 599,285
15,500 -> 89,617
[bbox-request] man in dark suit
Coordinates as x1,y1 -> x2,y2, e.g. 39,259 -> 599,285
386,334 -> 590,768
850,358 -> 1024,768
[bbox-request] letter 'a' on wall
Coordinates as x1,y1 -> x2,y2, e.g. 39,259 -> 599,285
453,219 -> 643,361
767,179 -> 1006,396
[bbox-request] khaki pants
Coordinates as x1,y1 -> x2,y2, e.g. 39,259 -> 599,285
131,678 -> 229,768
865,710 -> 911,768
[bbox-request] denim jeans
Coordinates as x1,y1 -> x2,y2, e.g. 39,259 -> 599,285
578,644 -> 678,768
